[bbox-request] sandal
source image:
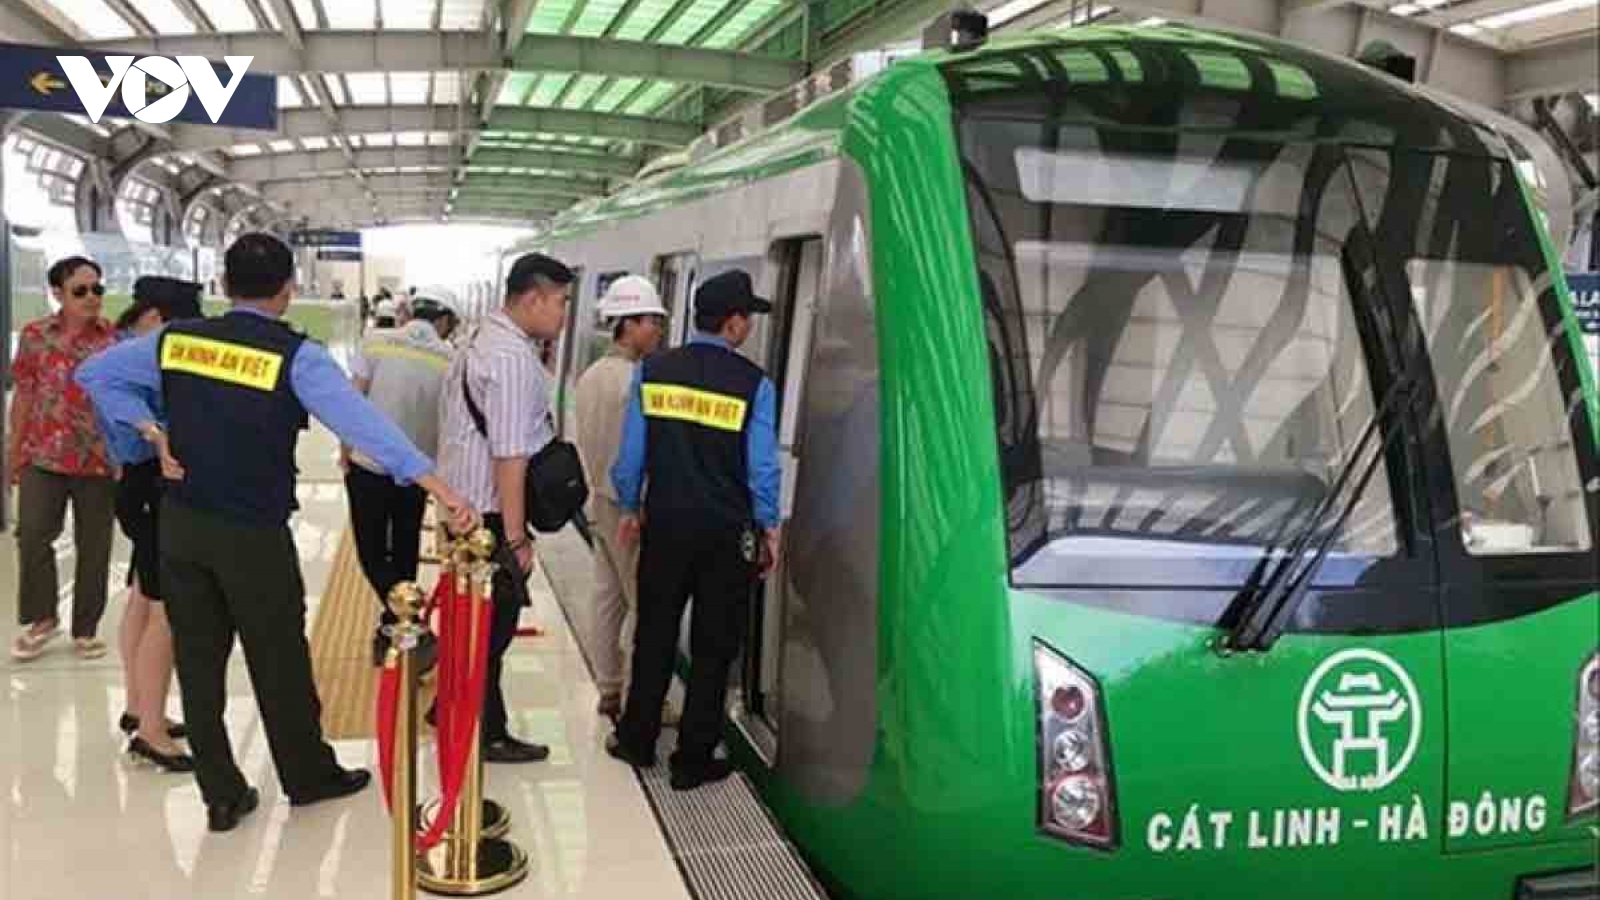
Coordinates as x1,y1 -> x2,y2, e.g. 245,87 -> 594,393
10,626 -> 60,661
72,637 -> 108,660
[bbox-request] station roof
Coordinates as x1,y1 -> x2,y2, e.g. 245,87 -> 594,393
1,0 -> 1595,238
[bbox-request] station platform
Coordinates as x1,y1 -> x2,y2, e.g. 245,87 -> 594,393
0,423 -> 690,900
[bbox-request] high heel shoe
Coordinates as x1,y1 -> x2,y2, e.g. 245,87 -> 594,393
128,737 -> 195,773
119,713 -> 188,740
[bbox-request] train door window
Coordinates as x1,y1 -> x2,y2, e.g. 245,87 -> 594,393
653,253 -> 698,347
552,266 -> 587,435
741,237 -> 823,746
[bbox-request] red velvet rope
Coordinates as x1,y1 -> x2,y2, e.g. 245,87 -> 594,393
374,570 -> 492,852
416,573 -> 492,851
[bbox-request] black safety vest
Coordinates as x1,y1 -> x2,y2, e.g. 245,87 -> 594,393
159,311 -> 310,526
639,341 -> 764,532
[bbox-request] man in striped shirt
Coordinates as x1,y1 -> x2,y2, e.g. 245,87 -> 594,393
436,254 -> 574,764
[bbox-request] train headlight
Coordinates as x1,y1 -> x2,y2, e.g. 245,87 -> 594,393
1034,641 -> 1117,849
1569,655 -> 1599,818
1049,776 -> 1103,831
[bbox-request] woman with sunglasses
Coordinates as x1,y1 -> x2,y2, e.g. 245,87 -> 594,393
10,257 -> 119,662
97,277 -> 204,772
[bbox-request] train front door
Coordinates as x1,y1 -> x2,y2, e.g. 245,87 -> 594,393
733,236 -> 824,764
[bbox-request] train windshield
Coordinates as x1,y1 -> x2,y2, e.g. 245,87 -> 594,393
958,117 -> 1596,589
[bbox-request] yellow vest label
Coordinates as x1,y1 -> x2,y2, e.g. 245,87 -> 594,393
641,383 -> 748,432
161,334 -> 284,391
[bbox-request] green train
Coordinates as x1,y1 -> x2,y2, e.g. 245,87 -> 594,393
509,21 -> 1600,900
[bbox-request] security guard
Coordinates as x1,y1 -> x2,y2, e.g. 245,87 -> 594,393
78,234 -> 477,832
606,269 -> 781,790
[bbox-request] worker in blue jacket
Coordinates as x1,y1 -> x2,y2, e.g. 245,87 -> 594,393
78,234 -> 477,833
605,269 -> 782,790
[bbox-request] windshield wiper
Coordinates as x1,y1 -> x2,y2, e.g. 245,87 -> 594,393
1223,373 -> 1416,653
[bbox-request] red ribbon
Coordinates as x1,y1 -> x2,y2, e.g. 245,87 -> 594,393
374,570 -> 493,851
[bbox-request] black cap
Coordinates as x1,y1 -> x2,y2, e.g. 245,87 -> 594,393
694,270 -> 771,318
132,275 -> 203,321
505,252 -> 575,296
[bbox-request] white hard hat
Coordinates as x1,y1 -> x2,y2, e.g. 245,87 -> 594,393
598,275 -> 667,320
412,285 -> 461,316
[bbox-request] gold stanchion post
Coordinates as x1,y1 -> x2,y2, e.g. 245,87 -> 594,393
417,528 -> 530,896
387,582 -> 426,900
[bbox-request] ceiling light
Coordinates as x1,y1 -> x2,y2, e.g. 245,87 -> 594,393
1390,3 -> 1422,14
1474,0 -> 1595,29
1449,22 -> 1483,35
1137,16 -> 1166,25
1585,92 -> 1599,111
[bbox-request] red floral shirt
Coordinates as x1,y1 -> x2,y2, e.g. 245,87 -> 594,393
10,315 -> 115,477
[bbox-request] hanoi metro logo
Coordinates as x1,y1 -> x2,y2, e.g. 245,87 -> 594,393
1297,648 -> 1422,793
55,55 -> 254,124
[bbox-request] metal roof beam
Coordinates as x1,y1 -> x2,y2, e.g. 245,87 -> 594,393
228,145 -> 636,181
168,104 -> 694,150
81,30 -> 804,91
16,115 -> 109,159
487,106 -> 699,145
262,173 -> 597,202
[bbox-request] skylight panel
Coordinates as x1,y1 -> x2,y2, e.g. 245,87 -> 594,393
395,131 -> 429,146
530,74 -> 573,107
366,133 -> 397,148
277,76 -> 305,108
290,0 -> 319,28
528,0 -> 578,33
42,0 -> 136,38
626,81 -> 678,115
614,0 -> 677,39
322,75 -> 349,106
301,136 -> 331,150
1474,0 -> 1595,29
197,0 -> 261,30
440,0 -> 481,28
561,75 -> 607,108
228,144 -> 264,156
704,0 -> 782,47
269,139 -> 297,153
346,73 -> 389,105
573,0 -> 628,36
432,72 -> 464,105
658,0 -> 730,44
327,0 -> 376,28
138,0 -> 200,33
592,77 -> 645,112
382,0 -> 433,28
389,72 -> 432,106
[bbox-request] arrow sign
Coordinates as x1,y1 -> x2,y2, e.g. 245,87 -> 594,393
0,40 -> 277,129
29,72 -> 65,96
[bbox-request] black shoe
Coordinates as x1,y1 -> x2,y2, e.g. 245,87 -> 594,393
120,713 -> 188,740
669,758 -> 735,791
288,767 -> 372,807
207,787 -> 260,833
483,736 -> 550,764
605,734 -> 655,769
128,736 -> 196,773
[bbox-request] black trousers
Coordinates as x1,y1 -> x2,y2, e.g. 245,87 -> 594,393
617,520 -> 755,769
114,459 -> 164,599
344,465 -> 427,617
481,514 -> 530,742
160,498 -> 339,806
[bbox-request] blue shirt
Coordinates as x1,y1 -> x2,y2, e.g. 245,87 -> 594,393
87,330 -> 161,467
611,333 -> 782,530
76,307 -> 434,485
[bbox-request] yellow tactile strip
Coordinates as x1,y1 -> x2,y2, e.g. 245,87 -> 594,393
309,531 -> 383,739
309,512 -> 444,740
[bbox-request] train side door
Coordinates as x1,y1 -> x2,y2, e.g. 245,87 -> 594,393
734,236 -> 824,763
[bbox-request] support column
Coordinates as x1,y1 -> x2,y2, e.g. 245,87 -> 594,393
0,113 -> 14,531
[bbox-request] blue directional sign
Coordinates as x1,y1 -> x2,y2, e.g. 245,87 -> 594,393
0,41 -> 277,129
1568,272 -> 1599,336
292,229 -> 363,249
